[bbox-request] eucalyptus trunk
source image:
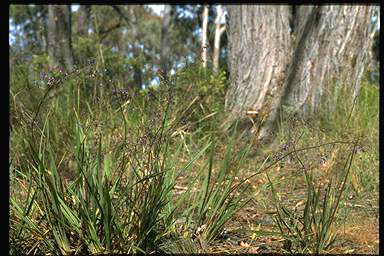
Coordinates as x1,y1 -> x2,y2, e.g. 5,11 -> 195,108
160,5 -> 172,78
129,6 -> 143,89
77,5 -> 91,36
225,5 -> 376,144
47,5 -> 74,71
213,4 -> 226,73
201,5 -> 209,68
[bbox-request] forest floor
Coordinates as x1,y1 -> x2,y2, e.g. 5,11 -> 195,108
165,136 -> 379,254
10,148 -> 379,254
10,110 -> 379,254
208,162 -> 379,254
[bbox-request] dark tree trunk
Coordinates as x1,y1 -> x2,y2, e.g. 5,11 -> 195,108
47,5 -> 74,71
225,5 -> 375,144
38,5 -> 48,54
112,5 -> 143,89
77,5 -> 91,36
160,5 -> 172,79
129,6 -> 143,90
26,5 -> 41,53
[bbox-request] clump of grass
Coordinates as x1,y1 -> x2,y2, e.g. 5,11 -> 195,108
168,121 -> 253,244
262,72 -> 379,253
10,55 -> 253,254
267,140 -> 358,253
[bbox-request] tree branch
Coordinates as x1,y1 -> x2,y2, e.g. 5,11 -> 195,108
111,5 -> 132,28
99,21 -> 122,41
220,26 -> 226,35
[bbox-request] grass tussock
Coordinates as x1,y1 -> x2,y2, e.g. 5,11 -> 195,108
10,54 -> 378,254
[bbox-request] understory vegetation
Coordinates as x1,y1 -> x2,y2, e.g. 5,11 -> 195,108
9,54 -> 379,254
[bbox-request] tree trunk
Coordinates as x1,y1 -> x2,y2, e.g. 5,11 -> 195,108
78,5 -> 91,36
201,5 -> 209,68
213,4 -> 226,73
129,6 -> 143,89
112,5 -> 143,89
47,5 -> 74,71
38,5 -> 48,54
160,5 -> 172,79
225,5 -> 375,144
